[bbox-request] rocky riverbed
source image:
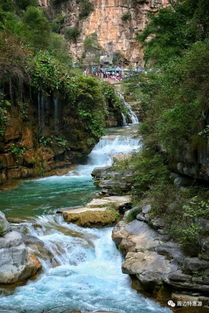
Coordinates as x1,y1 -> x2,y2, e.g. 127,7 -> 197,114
92,157 -> 209,310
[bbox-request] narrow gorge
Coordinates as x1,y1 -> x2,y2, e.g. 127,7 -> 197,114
1,0 -> 209,312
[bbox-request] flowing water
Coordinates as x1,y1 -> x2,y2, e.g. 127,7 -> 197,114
118,93 -> 139,125
0,125 -> 171,313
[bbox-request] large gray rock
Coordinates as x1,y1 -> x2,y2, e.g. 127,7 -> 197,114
0,225 -> 42,284
112,218 -> 209,300
123,251 -> 178,292
0,211 -> 10,235
0,230 -> 40,284
91,164 -> 133,196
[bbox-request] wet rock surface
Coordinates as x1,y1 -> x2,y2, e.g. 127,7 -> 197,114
92,163 -> 133,196
60,196 -> 131,227
0,211 -> 42,285
112,216 -> 209,305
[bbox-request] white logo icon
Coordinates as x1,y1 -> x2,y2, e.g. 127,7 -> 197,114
168,300 -> 176,307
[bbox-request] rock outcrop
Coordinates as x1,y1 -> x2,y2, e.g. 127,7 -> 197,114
92,154 -> 134,196
0,211 -> 42,285
112,216 -> 209,306
40,0 -> 169,66
60,195 -> 131,227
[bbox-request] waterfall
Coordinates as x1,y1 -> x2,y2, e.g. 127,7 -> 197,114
68,131 -> 141,176
118,92 -> 139,125
38,92 -> 41,128
53,98 -> 59,132
37,91 -> 45,132
0,214 -> 171,313
121,113 -> 128,126
0,126 -> 171,313
124,100 -> 139,124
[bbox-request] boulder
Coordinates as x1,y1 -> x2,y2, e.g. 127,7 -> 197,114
0,211 -> 10,235
92,165 -> 133,196
0,229 -> 42,284
91,166 -> 112,180
63,207 -> 118,227
122,251 -> 178,292
61,196 -> 131,227
112,218 -> 209,299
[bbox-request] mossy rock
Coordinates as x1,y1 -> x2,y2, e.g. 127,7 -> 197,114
62,207 -> 119,227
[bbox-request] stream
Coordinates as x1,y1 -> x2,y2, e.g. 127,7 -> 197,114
0,125 -> 171,313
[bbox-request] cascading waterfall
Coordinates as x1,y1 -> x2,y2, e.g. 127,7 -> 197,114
124,100 -> 139,124
118,92 -> 139,125
53,97 -> 59,132
0,214 -> 171,313
121,113 -> 128,126
0,126 -> 171,313
37,91 -> 45,132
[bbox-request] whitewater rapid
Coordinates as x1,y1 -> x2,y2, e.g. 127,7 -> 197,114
0,126 -> 171,313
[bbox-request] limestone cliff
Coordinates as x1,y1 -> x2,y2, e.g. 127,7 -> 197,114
40,0 -> 169,65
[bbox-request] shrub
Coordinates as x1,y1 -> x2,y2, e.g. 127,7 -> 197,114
23,6 -> 51,49
17,0 -> 38,10
51,14 -> 66,33
126,207 -> 141,222
65,27 -> 80,42
52,0 -> 68,5
77,0 -> 94,19
122,12 -> 131,22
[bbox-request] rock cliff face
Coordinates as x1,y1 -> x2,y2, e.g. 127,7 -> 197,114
0,93 -> 123,186
40,0 -> 169,65
112,218 -> 209,307
92,156 -> 209,308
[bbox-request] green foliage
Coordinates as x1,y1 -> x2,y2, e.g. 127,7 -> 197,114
51,14 -> 66,33
22,6 -> 51,49
0,95 -> 11,136
30,52 -> 74,96
75,76 -> 106,138
65,27 -> 80,42
48,33 -> 72,65
138,0 -> 209,66
131,149 -> 170,196
124,0 -> 209,258
10,143 -> 27,157
77,0 -> 94,19
128,41 -> 209,158
55,136 -> 68,148
39,136 -> 54,146
101,83 -> 125,113
163,192 -> 209,254
18,102 -> 29,120
52,0 -> 68,5
84,33 -> 101,51
0,222 -> 4,237
39,136 -> 69,148
126,207 -> 141,222
122,12 -> 131,22
17,0 -> 38,10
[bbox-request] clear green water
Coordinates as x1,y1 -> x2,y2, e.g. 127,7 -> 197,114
0,126 -> 171,313
0,176 -> 97,218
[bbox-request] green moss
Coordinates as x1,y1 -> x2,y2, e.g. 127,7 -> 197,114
0,222 -> 4,237
63,208 -> 119,227
126,207 -> 141,223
